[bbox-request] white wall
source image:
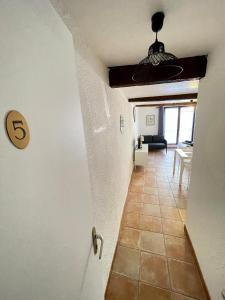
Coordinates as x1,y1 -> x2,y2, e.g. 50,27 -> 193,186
74,35 -> 134,298
187,43 -> 225,299
136,107 -> 159,136
0,1 -> 94,299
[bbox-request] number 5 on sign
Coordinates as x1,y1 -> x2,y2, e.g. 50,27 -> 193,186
6,110 -> 30,149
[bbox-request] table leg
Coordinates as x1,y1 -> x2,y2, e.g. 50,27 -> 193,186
173,151 -> 177,176
179,160 -> 184,186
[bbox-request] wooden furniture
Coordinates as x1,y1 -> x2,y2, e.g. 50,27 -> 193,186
173,148 -> 193,185
135,144 -> 148,167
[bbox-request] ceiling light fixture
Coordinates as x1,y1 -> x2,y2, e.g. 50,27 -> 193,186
132,11 -> 182,82
140,11 -> 177,66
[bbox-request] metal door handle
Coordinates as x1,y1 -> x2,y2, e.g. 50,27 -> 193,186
92,227 -> 104,259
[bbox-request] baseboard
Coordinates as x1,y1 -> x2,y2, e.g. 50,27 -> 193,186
184,225 -> 211,300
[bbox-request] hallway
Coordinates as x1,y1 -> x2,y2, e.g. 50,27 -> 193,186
106,150 -> 207,300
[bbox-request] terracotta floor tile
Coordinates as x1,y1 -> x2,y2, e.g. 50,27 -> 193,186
123,212 -> 139,229
168,176 -> 180,184
144,182 -> 157,188
140,252 -> 170,289
143,186 -> 158,196
106,273 -> 138,300
133,166 -> 144,174
140,193 -> 159,204
144,180 -> 156,187
140,231 -> 166,255
159,193 -> 174,200
145,174 -> 157,181
125,202 -> 142,214
131,176 -> 144,186
139,282 -> 172,300
139,215 -> 162,233
130,185 -> 143,193
113,246 -> 140,280
157,183 -> 172,190
132,181 -> 144,188
179,209 -> 187,222
119,227 -> 140,249
156,176 -> 169,183
160,206 -> 181,221
144,176 -> 157,184
158,189 -> 174,197
168,259 -> 206,299
132,173 -> 144,179
172,293 -> 196,300
127,192 -> 141,203
162,219 -> 185,238
132,178 -> 144,186
170,183 -> 187,191
171,182 -> 188,188
142,204 -> 161,217
145,167 -> 157,173
175,198 -> 187,209
147,163 -> 155,168
172,188 -> 188,199
164,235 -> 194,263
156,171 -> 168,177
145,172 -> 157,178
159,196 -> 177,207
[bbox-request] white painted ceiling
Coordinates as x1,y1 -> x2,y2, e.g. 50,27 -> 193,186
51,0 -> 224,67
51,0 -> 225,100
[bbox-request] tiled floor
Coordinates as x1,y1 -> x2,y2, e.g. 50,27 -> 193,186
106,149 -> 207,300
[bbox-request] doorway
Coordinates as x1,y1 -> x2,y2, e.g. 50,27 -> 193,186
164,106 -> 195,145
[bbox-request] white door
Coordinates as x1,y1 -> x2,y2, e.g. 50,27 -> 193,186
0,1 -> 102,300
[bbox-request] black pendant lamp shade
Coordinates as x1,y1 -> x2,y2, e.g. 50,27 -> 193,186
139,38 -> 177,66
132,12 -> 180,82
140,12 -> 177,66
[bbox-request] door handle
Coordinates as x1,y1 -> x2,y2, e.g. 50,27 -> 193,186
92,227 -> 104,259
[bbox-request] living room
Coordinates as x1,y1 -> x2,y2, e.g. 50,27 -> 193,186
127,80 -> 197,183
133,94 -> 196,187
134,100 -> 196,152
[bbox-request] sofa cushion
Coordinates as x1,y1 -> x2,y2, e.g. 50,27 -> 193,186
152,135 -> 165,143
148,143 -> 166,149
143,135 -> 153,143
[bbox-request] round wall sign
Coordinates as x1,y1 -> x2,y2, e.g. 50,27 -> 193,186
6,110 -> 30,149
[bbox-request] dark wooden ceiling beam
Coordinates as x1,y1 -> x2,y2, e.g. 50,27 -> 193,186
129,93 -> 198,103
136,102 -> 197,108
109,55 -> 207,88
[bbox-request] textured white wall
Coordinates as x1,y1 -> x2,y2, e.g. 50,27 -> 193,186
136,107 -> 159,136
187,44 -> 225,299
74,37 -> 134,299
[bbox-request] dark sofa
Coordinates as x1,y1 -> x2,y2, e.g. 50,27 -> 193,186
142,135 -> 167,152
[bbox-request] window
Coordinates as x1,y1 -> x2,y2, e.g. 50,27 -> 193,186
164,106 -> 195,145
164,107 -> 179,144
178,107 -> 195,143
